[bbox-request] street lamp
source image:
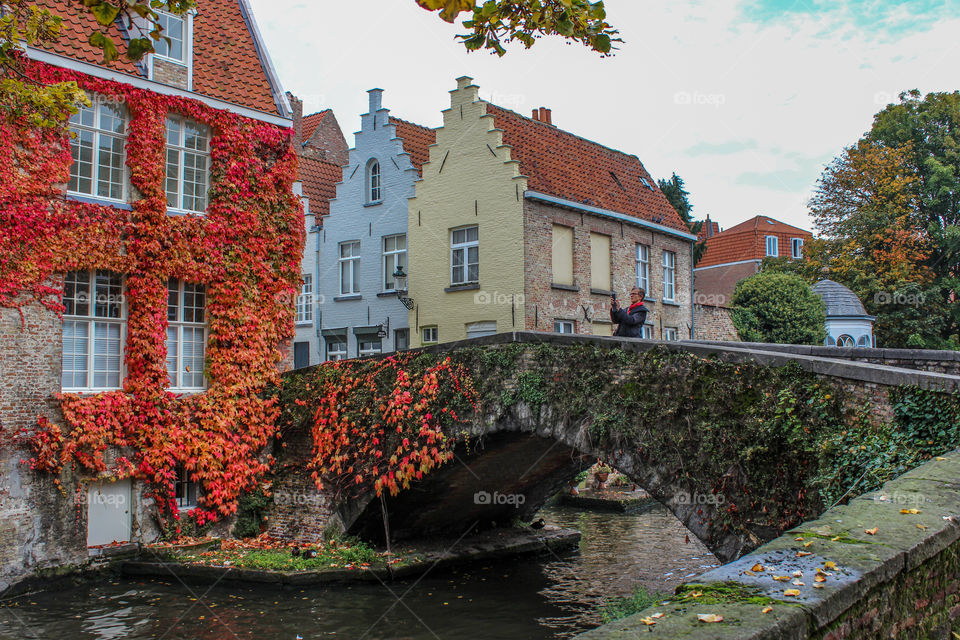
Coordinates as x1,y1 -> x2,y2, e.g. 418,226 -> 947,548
393,265 -> 414,310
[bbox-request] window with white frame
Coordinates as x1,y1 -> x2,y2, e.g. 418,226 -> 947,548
62,270 -> 125,391
367,159 -> 381,203
165,115 -> 209,213
554,319 -> 575,334
358,338 -> 382,357
466,321 -> 496,339
836,334 -> 856,347
174,465 -> 199,509
422,326 -> 438,344
641,325 -> 653,339
326,336 -> 347,361
383,234 -> 407,291
635,243 -> 650,292
451,226 -> 479,285
296,274 -> 313,324
791,237 -> 804,259
154,12 -> 186,62
68,98 -> 127,201
339,241 -> 361,295
663,327 -> 678,341
166,278 -> 206,391
765,235 -> 779,257
662,250 -> 676,301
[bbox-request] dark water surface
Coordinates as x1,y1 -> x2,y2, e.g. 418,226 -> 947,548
1,504 -> 717,640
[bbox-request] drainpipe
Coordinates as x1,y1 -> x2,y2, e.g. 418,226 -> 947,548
689,240 -> 695,340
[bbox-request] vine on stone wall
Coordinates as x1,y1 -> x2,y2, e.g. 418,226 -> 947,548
2,60 -> 303,527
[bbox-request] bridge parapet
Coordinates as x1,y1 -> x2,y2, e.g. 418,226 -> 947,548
578,449 -> 960,639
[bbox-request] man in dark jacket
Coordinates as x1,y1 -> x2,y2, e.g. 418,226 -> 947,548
611,287 -> 648,338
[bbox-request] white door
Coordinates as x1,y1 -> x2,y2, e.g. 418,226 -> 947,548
86,479 -> 132,546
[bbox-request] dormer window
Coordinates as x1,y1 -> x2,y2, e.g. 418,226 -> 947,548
154,12 -> 185,63
367,159 -> 381,203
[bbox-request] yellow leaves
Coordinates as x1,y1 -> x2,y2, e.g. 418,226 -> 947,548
751,563 -> 765,572
916,523 -> 929,531
415,0 -> 476,22
687,591 -> 703,598
864,527 -> 879,535
814,574 -> 826,583
783,589 -> 801,597
795,551 -> 812,557
792,579 -> 805,586
772,575 -> 790,582
900,508 -> 921,514
824,561 -> 837,570
697,614 -> 723,623
761,606 -> 773,614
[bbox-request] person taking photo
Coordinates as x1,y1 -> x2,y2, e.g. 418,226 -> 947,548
611,287 -> 647,338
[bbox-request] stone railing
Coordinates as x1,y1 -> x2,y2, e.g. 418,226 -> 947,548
578,450 -> 960,639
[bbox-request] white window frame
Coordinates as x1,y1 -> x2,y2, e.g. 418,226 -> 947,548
663,327 -> 679,341
641,325 -> 654,339
339,240 -> 361,295
450,226 -> 479,286
358,338 -> 382,357
635,243 -> 650,292
837,334 -> 856,347
422,326 -> 438,344
765,235 -> 779,257
662,250 -> 676,302
166,278 -> 207,392
791,237 -> 803,259
383,234 -> 407,291
154,11 -> 186,63
367,159 -> 382,203
68,97 -> 128,202
554,320 -> 575,334
165,115 -> 209,214
326,336 -> 347,361
296,274 -> 313,325
61,270 -> 126,392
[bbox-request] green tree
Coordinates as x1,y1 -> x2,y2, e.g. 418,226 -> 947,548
416,0 -> 619,55
657,172 -> 706,265
730,271 -> 826,345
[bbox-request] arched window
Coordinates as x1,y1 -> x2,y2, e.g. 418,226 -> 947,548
836,334 -> 856,347
857,335 -> 870,347
367,159 -> 381,203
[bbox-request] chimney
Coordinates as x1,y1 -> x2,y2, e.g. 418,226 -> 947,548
287,92 -> 303,147
368,88 -> 384,114
531,109 -> 540,121
538,107 -> 552,125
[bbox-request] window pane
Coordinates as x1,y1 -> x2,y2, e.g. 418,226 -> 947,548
167,279 -> 179,321
166,149 -> 180,208
62,320 -> 89,388
166,326 -> 178,387
69,129 -> 94,194
93,322 -> 122,388
64,271 -> 90,317
465,227 -> 478,242
94,271 -> 123,319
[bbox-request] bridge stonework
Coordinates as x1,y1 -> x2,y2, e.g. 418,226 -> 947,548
275,332 -> 960,565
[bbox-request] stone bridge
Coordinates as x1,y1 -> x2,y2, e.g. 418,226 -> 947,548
275,332 -> 960,564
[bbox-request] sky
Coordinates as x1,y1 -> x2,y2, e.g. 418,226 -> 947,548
248,0 -> 960,233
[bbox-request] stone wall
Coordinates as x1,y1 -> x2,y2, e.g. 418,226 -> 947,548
151,57 -> 188,90
264,426 -> 333,544
578,450 -> 960,639
693,303 -> 739,341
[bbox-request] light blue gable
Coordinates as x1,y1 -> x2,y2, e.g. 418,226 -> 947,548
317,89 -> 420,360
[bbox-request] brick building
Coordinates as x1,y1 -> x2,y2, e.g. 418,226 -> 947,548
1,0 -> 293,589
407,77 -> 696,347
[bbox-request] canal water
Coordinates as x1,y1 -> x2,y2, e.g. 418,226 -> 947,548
0,503 -> 717,640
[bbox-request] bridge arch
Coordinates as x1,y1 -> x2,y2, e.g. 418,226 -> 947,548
280,332 -> 960,563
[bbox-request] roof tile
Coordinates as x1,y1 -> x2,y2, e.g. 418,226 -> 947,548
298,155 -> 341,216
389,117 -> 436,177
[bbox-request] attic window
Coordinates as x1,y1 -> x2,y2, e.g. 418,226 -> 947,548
609,171 -> 626,192
639,177 -> 653,190
154,12 -> 185,63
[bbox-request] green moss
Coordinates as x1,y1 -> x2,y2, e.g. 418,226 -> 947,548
676,581 -> 785,606
600,585 -> 668,623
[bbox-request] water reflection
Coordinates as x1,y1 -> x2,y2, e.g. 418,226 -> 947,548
0,504 -> 717,640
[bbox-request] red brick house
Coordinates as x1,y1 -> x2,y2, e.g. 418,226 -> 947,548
694,215 -> 813,305
0,0 -> 300,588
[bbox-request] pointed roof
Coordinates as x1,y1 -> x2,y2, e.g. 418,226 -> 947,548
389,117 -> 436,177
482,103 -> 688,232
723,215 -> 811,236
302,110 -> 332,142
298,155 -> 341,216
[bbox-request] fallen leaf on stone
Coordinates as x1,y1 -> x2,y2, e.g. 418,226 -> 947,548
813,583 -> 824,589
697,614 -> 723,623
865,527 -> 879,535
795,537 -> 804,541
916,523 -> 929,531
744,570 -> 756,576
815,574 -> 826,583
792,570 -> 803,577
792,579 -> 805,586
900,508 -> 921,514
773,575 -> 790,581
824,561 -> 837,570
688,591 -> 703,598
936,456 -> 946,461
751,563 -> 765,572
796,551 -> 812,557
831,536 -> 841,541
640,617 -> 657,626
783,589 -> 801,597
761,606 -> 773,614
650,613 -> 664,619
803,541 -> 814,547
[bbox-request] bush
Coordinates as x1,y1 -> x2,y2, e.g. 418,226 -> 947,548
731,272 -> 826,345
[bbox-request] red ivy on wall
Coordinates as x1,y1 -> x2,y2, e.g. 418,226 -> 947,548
1,61 -> 303,527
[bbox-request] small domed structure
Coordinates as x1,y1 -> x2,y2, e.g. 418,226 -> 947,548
811,279 -> 875,347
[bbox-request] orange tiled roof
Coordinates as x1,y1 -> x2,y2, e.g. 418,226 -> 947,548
302,110 -> 331,142
390,117 -> 436,177
698,215 -> 813,268
33,0 -> 281,116
483,104 -> 688,232
298,155 -> 341,216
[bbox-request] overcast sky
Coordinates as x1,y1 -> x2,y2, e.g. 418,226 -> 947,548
248,0 -> 960,232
